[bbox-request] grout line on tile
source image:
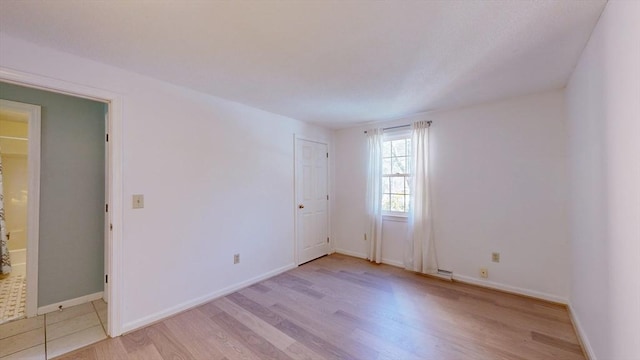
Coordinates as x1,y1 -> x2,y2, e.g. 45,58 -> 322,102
3,301 -> 108,359
91,300 -> 107,335
47,320 -> 106,345
3,344 -> 45,359
46,324 -> 107,359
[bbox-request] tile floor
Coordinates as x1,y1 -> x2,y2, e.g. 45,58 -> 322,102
0,269 -> 27,324
0,300 -> 107,359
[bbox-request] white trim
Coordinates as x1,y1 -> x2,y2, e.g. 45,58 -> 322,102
7,248 -> 26,265
382,214 -> 408,222
452,274 -> 568,304
382,129 -> 411,139
0,66 -> 124,337
381,258 -> 404,268
0,135 -> 28,141
106,95 -> 123,338
103,109 -> 110,308
334,250 -> 567,303
0,68 -> 116,103
0,99 -> 41,318
121,263 -> 297,334
292,134 -> 298,265
568,302 -> 595,360
26,102 -> 40,319
293,134 -> 328,144
334,249 -> 405,268
382,211 -> 410,218
37,291 -> 103,315
428,272 -> 453,282
334,248 -> 367,259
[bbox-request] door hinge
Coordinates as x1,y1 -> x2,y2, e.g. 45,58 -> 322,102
326,195 -> 329,200
105,274 -> 108,283
106,133 -> 109,142
109,223 -> 113,231
326,152 -> 328,158
105,204 -> 108,212
327,237 -> 330,243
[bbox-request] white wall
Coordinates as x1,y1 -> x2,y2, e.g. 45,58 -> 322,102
0,33 -> 332,332
334,90 -> 570,302
566,1 -> 640,359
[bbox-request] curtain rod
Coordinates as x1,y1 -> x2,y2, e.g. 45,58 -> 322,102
364,121 -> 431,134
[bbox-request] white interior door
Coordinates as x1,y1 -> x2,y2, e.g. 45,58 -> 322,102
296,139 -> 329,265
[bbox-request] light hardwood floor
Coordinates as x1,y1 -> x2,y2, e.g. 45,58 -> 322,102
56,254 -> 585,359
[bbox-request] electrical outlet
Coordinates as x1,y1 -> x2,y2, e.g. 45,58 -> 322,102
480,268 -> 488,278
132,194 -> 144,209
492,252 -> 500,263
233,254 -> 240,264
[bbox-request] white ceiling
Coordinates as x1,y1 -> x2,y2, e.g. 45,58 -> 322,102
0,1 -> 606,128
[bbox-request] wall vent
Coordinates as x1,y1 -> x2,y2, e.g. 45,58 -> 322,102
435,269 -> 453,281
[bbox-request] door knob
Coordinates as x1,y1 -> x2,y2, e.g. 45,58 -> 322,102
298,204 -> 305,209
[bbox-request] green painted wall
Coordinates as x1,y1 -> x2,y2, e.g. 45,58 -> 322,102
0,82 -> 105,307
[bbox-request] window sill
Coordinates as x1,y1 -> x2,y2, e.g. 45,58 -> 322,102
383,214 -> 408,222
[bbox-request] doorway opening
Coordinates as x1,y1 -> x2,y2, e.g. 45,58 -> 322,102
0,68 -> 122,339
0,82 -> 107,341
0,77 -> 119,342
0,99 -> 40,324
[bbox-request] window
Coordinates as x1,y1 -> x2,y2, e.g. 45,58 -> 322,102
382,134 -> 411,214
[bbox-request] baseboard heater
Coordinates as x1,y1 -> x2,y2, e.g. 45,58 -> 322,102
433,269 -> 453,281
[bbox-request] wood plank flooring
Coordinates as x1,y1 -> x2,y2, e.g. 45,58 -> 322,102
55,254 -> 585,359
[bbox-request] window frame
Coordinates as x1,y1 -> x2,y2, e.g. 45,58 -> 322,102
381,130 -> 412,217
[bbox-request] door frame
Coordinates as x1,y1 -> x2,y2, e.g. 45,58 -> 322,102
0,67 -> 124,337
0,99 -> 40,318
293,135 -> 330,265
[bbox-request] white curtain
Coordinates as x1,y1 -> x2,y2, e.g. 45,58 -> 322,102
366,128 -> 384,263
405,121 -> 438,273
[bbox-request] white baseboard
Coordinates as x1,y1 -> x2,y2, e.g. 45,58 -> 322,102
38,291 -> 104,315
568,302 -> 595,360
9,248 -> 26,265
121,263 -> 297,334
452,274 -> 568,304
381,258 -> 404,268
333,248 -> 367,259
333,249 -> 411,270
335,250 -> 566,304
426,271 -> 453,282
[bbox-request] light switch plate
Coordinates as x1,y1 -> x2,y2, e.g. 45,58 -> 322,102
132,194 -> 144,209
